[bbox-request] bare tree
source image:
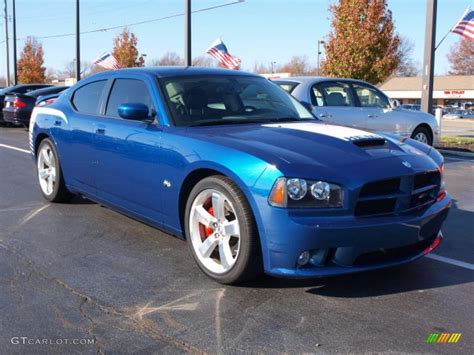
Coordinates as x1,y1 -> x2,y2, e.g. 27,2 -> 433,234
448,38 -> 474,75
192,55 -> 214,67
394,36 -> 420,77
280,55 -> 314,75
61,60 -> 93,79
150,52 -> 184,66
252,61 -> 273,74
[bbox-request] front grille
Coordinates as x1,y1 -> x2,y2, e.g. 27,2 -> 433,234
359,178 -> 400,196
355,170 -> 440,217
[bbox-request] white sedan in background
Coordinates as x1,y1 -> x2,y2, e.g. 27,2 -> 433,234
273,77 -> 440,145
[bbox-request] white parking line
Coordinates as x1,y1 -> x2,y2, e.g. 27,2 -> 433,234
426,254 -> 474,271
0,143 -> 30,154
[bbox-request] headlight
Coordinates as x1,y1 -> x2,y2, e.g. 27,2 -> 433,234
269,177 -> 343,208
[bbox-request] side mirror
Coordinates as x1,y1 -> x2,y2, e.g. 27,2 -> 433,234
118,103 -> 152,121
390,99 -> 400,109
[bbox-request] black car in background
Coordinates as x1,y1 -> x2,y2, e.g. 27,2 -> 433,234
0,84 -> 52,123
2,86 -> 68,126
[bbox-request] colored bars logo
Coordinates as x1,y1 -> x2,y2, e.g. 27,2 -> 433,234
426,333 -> 462,344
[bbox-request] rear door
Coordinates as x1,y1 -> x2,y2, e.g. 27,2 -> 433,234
60,79 -> 109,195
94,75 -> 164,220
310,81 -> 365,129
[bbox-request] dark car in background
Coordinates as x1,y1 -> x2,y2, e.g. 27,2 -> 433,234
3,86 -> 68,126
0,84 -> 52,123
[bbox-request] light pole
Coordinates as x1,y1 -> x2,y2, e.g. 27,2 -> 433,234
13,0 -> 17,85
271,61 -> 277,74
185,0 -> 191,66
317,40 -> 325,76
75,0 -> 80,82
3,0 -> 10,86
421,0 -> 437,114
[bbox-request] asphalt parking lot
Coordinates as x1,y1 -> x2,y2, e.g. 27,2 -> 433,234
1,126 -> 473,354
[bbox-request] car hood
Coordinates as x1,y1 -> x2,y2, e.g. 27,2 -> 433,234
184,121 -> 438,179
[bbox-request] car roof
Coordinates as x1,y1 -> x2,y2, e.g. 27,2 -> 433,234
27,86 -> 68,97
272,76 -> 377,86
91,66 -> 259,79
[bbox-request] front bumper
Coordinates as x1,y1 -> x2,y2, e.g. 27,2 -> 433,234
261,193 -> 452,278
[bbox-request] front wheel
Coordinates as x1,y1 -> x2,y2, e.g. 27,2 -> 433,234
411,126 -> 433,146
36,138 -> 73,202
184,176 -> 262,284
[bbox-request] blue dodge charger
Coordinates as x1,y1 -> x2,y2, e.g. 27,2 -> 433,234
29,67 -> 451,284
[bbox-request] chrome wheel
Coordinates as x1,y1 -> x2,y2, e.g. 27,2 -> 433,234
37,143 -> 56,196
414,132 -> 428,144
189,189 -> 241,274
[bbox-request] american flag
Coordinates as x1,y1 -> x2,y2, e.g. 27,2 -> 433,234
451,8 -> 474,41
206,38 -> 241,69
93,53 -> 121,70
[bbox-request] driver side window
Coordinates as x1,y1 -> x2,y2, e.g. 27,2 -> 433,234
105,79 -> 154,118
352,83 -> 390,108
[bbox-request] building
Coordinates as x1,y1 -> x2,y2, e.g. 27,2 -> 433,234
379,75 -> 474,108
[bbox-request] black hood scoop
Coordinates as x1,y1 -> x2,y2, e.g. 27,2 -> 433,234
351,137 -> 387,149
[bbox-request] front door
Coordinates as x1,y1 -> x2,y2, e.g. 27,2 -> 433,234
311,81 -> 366,130
94,77 -> 164,221
351,82 -> 400,134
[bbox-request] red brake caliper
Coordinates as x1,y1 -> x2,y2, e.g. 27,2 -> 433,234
200,207 -> 215,241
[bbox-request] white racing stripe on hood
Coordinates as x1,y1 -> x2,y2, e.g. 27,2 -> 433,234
262,122 -> 383,142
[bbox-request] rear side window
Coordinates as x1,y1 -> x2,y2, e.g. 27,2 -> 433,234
275,81 -> 299,94
105,79 -> 154,118
72,80 -> 107,114
311,82 -> 353,107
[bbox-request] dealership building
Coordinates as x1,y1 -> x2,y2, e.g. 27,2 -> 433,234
379,75 -> 474,108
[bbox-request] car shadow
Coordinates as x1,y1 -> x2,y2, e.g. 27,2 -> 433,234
240,201 -> 473,297
69,195 -> 96,205
238,259 -> 473,298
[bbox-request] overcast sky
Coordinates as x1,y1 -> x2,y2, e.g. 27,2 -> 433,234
0,0 -> 471,78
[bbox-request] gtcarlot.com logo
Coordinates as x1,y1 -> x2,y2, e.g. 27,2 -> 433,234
426,333 -> 462,344
11,337 -> 95,345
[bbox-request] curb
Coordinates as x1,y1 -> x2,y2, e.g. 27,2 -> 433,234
437,149 -> 474,158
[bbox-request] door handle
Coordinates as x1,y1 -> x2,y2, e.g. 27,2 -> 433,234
54,120 -> 62,126
368,114 -> 378,118
96,128 -> 106,134
319,113 -> 332,118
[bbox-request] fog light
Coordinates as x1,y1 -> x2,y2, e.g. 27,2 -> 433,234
297,251 -> 311,266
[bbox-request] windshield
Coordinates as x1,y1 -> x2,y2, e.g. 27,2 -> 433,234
161,75 -> 314,127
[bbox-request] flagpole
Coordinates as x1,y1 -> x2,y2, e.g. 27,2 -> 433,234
435,6 -> 469,50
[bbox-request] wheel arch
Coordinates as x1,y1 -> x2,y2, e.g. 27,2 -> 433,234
34,132 -> 50,157
412,123 -> 433,144
178,166 -> 264,246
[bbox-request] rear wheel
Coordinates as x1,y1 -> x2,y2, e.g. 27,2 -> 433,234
411,126 -> 433,145
184,176 -> 262,284
36,138 -> 73,202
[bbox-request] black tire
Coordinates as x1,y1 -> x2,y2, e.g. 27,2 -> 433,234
411,126 -> 433,146
36,138 -> 73,202
184,175 -> 262,284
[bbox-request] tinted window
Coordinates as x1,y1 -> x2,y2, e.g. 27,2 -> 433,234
352,83 -> 390,108
311,82 -> 353,107
105,79 -> 154,118
72,80 -> 107,114
162,75 -> 313,127
275,81 -> 299,94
